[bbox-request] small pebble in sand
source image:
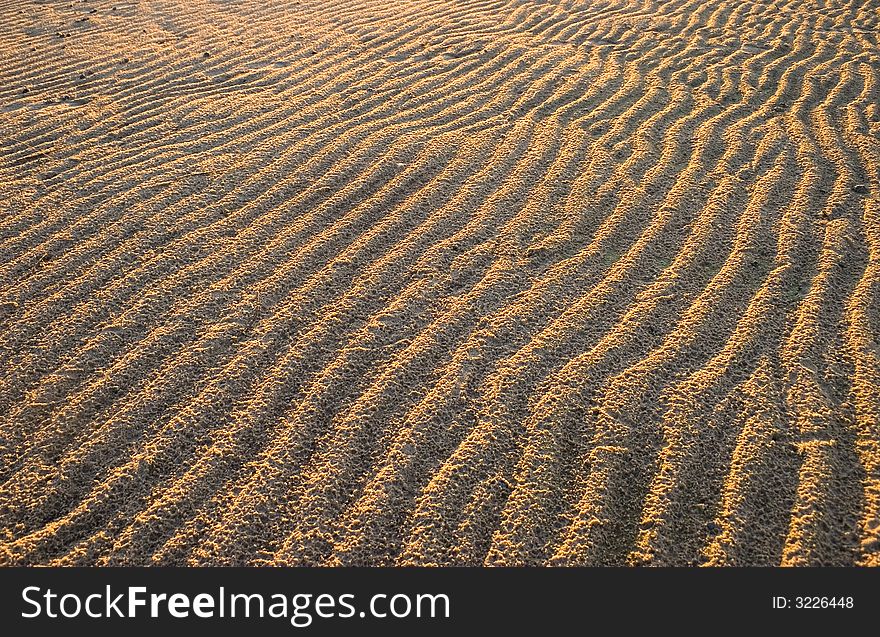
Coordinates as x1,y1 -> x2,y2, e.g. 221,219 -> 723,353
852,184 -> 869,195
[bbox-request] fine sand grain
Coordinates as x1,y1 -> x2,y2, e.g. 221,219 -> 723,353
1,0 -> 879,566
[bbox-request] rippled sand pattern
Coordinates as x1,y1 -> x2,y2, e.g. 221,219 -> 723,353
1,0 -> 879,566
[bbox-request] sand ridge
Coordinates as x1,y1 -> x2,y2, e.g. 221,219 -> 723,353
1,0 -> 879,566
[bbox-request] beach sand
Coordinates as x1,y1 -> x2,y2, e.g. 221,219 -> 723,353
1,0 -> 879,566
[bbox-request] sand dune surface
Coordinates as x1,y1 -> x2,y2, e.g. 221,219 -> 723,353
1,0 -> 879,566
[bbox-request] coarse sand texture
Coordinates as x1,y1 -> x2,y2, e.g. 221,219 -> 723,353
1,0 -> 879,566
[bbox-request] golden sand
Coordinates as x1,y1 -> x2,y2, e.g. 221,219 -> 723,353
1,0 -> 879,566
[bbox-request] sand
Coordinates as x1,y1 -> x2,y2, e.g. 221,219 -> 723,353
0,0 -> 878,567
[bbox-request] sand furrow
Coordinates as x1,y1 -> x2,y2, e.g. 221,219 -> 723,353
2,0 -> 878,567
